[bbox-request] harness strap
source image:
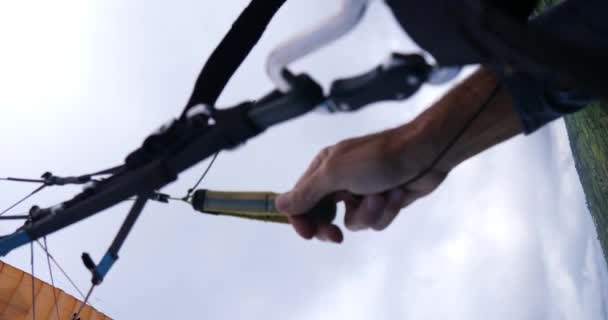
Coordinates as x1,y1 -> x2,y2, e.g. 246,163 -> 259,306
182,0 -> 287,117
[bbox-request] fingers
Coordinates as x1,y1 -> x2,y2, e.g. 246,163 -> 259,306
286,203 -> 343,243
372,189 -> 411,231
287,215 -> 317,240
344,188 -> 415,232
292,220 -> 343,244
276,149 -> 338,216
285,187 -> 421,243
344,194 -> 386,231
315,224 -> 344,243
362,171 -> 448,231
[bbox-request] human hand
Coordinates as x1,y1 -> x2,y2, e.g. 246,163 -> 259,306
276,68 -> 523,243
275,123 -> 449,243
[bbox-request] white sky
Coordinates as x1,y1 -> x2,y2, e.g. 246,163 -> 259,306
0,1 -> 607,319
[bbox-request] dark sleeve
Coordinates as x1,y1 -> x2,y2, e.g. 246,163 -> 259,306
502,0 -> 608,133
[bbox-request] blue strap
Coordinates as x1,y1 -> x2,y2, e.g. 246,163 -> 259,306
0,231 -> 31,256
94,253 -> 117,282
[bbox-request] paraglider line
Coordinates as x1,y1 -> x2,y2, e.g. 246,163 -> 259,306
0,184 -> 46,216
36,240 -> 86,299
42,237 -> 61,320
30,242 -> 36,320
0,177 -> 45,183
72,285 -> 95,320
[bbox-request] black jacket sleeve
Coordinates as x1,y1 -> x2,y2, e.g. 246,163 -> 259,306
386,0 -> 607,133
502,0 -> 607,133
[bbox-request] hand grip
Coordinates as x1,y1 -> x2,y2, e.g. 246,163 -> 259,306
191,190 -> 335,224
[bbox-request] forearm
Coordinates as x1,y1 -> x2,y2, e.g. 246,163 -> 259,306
408,67 -> 524,172
277,69 -> 526,238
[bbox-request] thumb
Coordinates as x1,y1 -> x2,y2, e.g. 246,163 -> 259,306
276,171 -> 337,216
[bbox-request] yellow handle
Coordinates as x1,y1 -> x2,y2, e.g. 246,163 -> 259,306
190,189 -> 335,224
191,190 -> 288,223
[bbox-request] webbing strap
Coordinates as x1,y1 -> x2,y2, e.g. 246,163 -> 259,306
182,0 -> 287,117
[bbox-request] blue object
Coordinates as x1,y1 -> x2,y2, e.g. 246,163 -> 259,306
94,253 -> 117,281
0,231 -> 31,256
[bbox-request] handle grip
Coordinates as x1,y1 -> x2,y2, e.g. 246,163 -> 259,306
325,53 -> 430,112
191,190 -> 334,224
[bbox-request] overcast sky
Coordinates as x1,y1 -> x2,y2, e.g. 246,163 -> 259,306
0,1 -> 607,319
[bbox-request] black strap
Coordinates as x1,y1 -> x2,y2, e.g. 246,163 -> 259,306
182,0 -> 287,117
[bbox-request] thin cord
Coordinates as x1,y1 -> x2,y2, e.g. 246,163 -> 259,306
42,237 -> 61,320
0,184 -> 46,216
72,285 -> 95,320
185,152 -> 220,198
403,83 -> 502,187
35,240 -> 86,299
0,215 -> 29,220
30,242 -> 36,320
0,177 -> 45,183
